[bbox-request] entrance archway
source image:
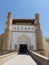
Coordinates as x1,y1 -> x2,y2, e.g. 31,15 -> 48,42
19,44 -> 28,53
17,35 -> 31,53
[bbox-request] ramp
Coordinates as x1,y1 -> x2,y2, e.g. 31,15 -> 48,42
3,55 -> 37,65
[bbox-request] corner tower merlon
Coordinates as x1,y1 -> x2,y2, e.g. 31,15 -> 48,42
35,13 -> 44,51
35,13 -> 40,21
35,13 -> 40,25
7,12 -> 12,30
7,12 -> 12,20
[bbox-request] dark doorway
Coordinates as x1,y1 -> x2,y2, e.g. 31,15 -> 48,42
19,44 -> 28,54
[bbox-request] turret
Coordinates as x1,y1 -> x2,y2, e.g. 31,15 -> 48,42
2,12 -> 12,51
7,12 -> 12,30
35,13 -> 44,51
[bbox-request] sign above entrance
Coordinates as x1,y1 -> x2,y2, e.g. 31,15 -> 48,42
12,25 -> 36,32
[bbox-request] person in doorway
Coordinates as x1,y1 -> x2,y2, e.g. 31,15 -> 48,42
26,49 -> 29,55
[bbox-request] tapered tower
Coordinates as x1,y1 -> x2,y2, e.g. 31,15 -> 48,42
2,12 -> 12,51
35,13 -> 44,50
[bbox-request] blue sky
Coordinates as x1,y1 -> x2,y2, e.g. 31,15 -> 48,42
0,0 -> 49,37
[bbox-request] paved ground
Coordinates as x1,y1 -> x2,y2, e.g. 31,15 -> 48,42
3,55 -> 37,65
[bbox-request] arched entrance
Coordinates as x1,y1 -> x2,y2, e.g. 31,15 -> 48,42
17,35 -> 31,53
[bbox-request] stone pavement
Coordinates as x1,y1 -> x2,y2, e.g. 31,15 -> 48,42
3,55 -> 37,65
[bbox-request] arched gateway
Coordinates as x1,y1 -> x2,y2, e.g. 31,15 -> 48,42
17,35 -> 31,53
1,12 -> 48,56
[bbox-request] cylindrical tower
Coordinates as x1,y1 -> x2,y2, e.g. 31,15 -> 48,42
35,13 -> 44,51
3,12 -> 12,51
